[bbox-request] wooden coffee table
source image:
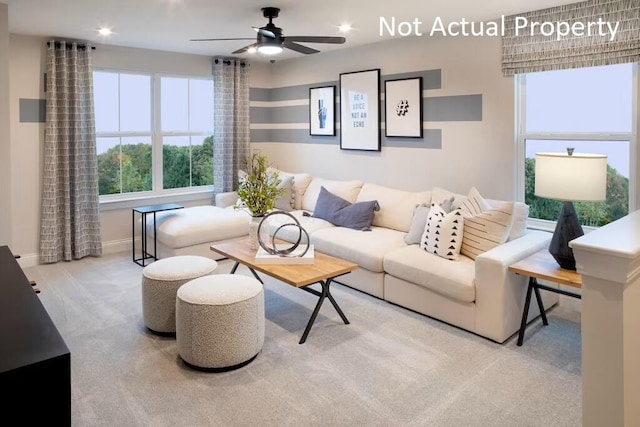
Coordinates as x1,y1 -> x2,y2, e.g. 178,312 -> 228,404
210,237 -> 358,344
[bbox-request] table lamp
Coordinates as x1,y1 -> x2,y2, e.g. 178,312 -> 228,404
535,148 -> 607,270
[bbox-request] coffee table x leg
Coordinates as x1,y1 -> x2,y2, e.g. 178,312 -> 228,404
299,278 -> 350,344
228,262 -> 349,344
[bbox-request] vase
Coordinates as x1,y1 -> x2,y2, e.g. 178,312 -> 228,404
248,216 -> 263,250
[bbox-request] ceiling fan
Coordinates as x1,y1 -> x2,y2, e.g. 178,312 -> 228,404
190,7 -> 346,55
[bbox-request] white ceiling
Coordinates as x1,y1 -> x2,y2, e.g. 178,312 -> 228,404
3,0 -> 579,61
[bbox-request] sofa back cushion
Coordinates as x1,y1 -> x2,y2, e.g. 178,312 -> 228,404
302,178 -> 364,212
268,168 -> 313,210
356,183 -> 431,232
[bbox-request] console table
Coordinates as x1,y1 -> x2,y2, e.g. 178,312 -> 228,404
132,203 -> 183,266
0,245 -> 71,425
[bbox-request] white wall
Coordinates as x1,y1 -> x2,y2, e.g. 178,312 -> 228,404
0,4 -> 11,248
255,34 -> 516,200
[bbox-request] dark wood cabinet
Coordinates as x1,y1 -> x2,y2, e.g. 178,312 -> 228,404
0,246 -> 71,425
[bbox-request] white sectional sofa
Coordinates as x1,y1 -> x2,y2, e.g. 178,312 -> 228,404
151,169 -> 556,343
249,170 -> 555,343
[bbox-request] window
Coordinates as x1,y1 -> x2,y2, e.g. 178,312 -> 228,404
160,77 -> 214,190
94,71 -> 213,198
95,71 -> 152,195
517,63 -> 634,227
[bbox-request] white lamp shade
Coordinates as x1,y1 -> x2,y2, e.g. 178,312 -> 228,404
535,152 -> 607,202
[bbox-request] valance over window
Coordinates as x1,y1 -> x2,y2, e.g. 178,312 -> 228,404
502,0 -> 640,76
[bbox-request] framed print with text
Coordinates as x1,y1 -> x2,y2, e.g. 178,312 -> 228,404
339,69 -> 380,151
309,86 -> 335,136
385,77 -> 423,138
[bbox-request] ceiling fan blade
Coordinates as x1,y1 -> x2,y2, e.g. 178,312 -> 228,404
285,36 -> 346,44
191,37 -> 256,42
283,41 -> 320,55
232,43 -> 257,54
252,27 -> 276,38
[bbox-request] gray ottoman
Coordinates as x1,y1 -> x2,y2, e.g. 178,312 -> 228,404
142,255 -> 218,334
176,274 -> 265,371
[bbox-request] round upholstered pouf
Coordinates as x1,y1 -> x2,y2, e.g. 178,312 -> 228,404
141,256 -> 218,334
176,274 -> 265,371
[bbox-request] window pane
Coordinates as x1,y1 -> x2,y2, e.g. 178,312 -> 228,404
163,136 -> 191,189
120,74 -> 151,132
96,137 -> 121,195
524,139 -> 629,226
120,136 -> 152,193
94,72 -> 119,133
525,64 -> 633,133
189,79 -> 214,132
191,135 -> 213,186
161,77 -> 188,132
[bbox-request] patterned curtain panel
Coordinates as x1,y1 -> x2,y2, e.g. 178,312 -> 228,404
40,40 -> 102,263
212,57 -> 250,194
502,0 -> 640,75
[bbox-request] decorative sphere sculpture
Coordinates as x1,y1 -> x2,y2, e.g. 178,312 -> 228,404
256,211 -> 310,257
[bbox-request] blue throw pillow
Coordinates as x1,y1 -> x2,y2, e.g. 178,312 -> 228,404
313,186 -> 379,231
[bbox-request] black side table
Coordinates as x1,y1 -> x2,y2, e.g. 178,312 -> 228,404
132,203 -> 183,266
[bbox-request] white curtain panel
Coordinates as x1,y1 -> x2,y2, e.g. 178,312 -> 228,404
212,57 -> 251,195
502,0 -> 640,75
40,40 -> 102,263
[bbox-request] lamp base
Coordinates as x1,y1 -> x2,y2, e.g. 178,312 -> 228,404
549,201 -> 584,271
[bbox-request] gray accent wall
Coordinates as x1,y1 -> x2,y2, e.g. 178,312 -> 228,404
19,98 -> 46,123
250,68 -> 481,148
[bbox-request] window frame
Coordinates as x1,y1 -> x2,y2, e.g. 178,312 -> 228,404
94,68 -> 214,210
515,64 -> 638,231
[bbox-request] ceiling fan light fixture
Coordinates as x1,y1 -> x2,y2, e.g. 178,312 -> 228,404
257,44 -> 283,55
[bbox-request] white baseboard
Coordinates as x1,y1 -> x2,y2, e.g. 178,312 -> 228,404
16,253 -> 39,269
102,238 -> 137,255
15,238 -> 137,268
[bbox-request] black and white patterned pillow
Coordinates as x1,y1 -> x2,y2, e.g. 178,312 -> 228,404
420,203 -> 464,261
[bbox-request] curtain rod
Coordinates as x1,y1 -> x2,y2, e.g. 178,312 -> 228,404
47,41 -> 96,51
214,58 -> 248,67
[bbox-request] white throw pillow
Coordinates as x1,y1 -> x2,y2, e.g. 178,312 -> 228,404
459,188 -> 515,259
420,203 -> 464,261
274,175 -> 294,211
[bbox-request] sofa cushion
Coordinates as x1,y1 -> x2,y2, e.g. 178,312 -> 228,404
301,178 -> 364,212
149,206 -> 249,249
384,245 -> 476,303
432,186 -> 466,208
313,186 -> 379,231
312,226 -> 406,273
404,197 -> 456,245
355,183 -> 431,232
461,201 -> 514,260
266,210 -> 334,243
420,204 -> 464,261
269,169 -> 313,210
487,199 -> 529,241
271,174 -> 294,211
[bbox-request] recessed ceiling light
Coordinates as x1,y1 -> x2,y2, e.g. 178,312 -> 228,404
97,27 -> 113,37
338,23 -> 352,33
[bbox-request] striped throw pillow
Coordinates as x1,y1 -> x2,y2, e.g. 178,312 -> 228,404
460,201 -> 514,260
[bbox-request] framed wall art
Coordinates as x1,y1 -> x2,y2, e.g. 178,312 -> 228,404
385,77 -> 423,138
339,69 -> 380,151
309,85 -> 336,136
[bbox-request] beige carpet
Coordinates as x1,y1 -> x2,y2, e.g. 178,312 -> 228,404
27,253 -> 582,426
